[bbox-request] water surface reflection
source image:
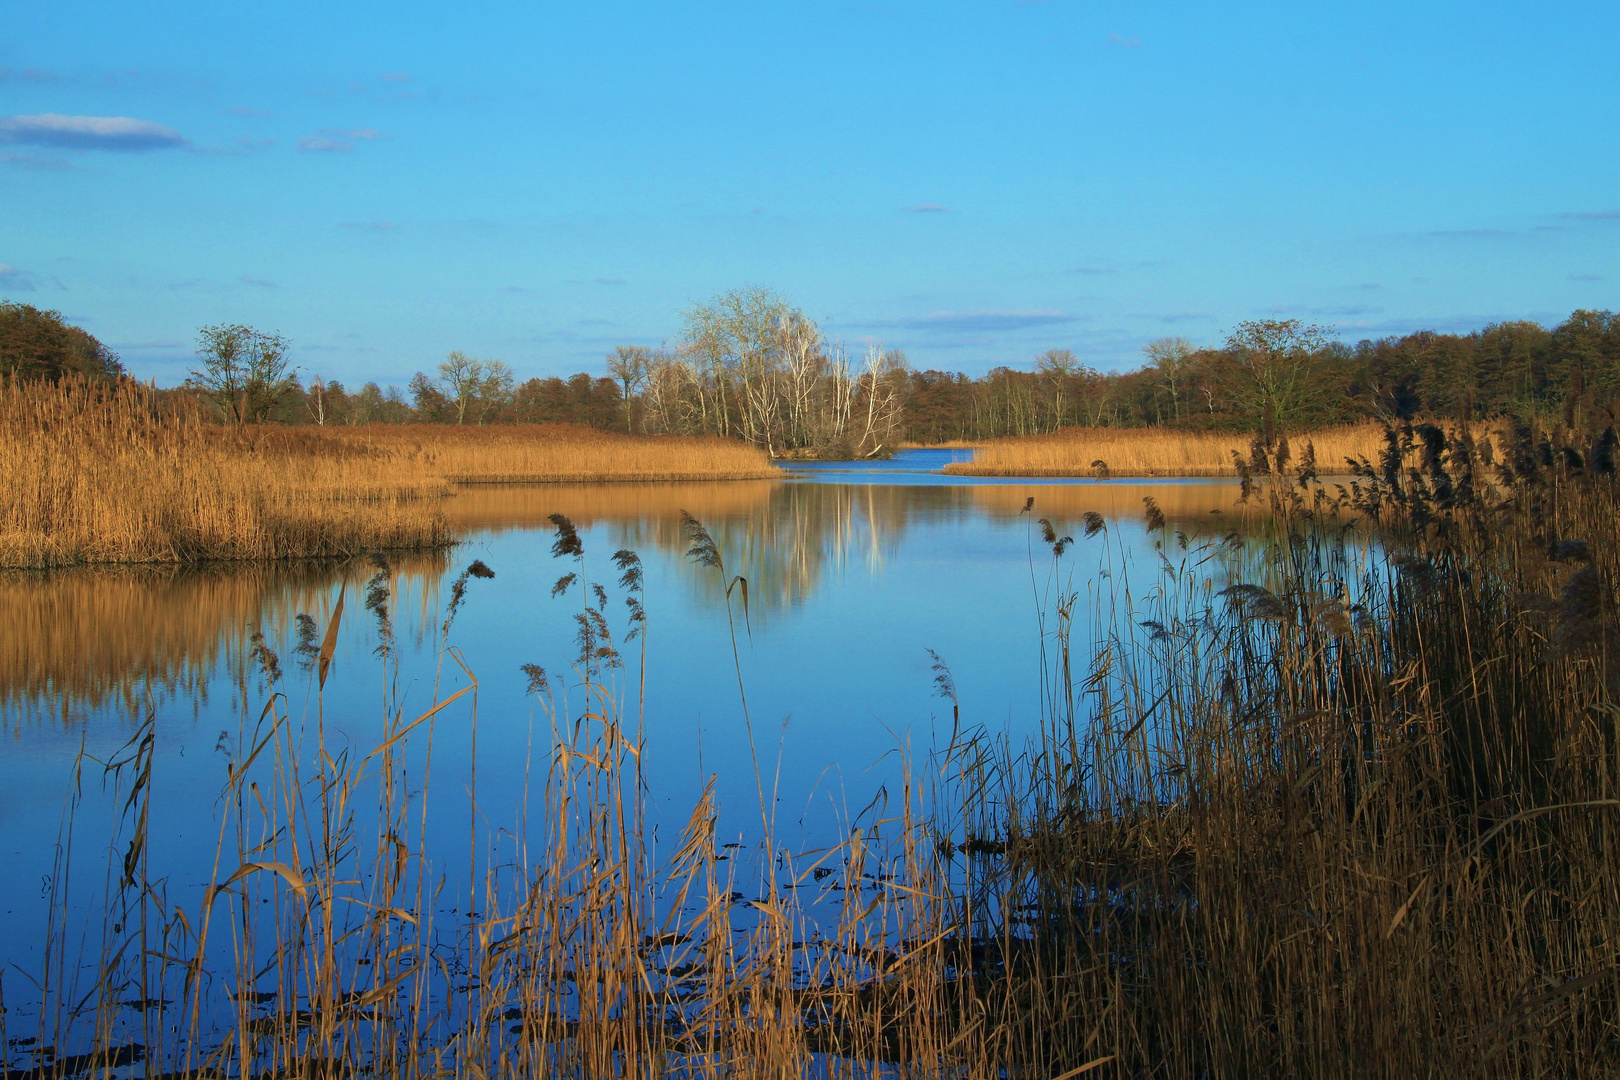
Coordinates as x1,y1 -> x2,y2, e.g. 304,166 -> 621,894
1,465 -> 1252,969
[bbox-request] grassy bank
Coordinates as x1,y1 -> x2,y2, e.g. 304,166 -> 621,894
944,421 -> 1392,477
0,377 -> 778,568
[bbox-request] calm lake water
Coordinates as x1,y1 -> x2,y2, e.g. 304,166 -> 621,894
0,450 -> 1248,966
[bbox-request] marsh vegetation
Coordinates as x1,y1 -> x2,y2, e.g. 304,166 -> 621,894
5,408 -> 1619,1077
0,376 -> 777,568
943,421 -> 1393,479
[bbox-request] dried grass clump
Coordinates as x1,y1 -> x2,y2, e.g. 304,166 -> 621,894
0,377 -> 778,568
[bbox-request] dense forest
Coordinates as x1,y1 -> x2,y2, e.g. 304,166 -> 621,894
5,297 -> 1618,448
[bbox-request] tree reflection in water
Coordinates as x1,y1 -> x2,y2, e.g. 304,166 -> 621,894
1,477 -> 1247,726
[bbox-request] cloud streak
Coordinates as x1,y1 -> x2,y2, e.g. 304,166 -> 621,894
300,128 -> 385,153
1,151 -> 73,170
299,136 -> 354,152
1260,303 -> 1383,317
859,309 -> 1083,333
0,113 -> 186,151
904,203 -> 951,213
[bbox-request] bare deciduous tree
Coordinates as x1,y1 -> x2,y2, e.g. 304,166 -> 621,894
474,360 -> 515,424
1143,337 -> 1196,422
606,346 -> 652,432
438,351 -> 486,424
1225,320 -> 1332,426
637,289 -> 911,458
188,323 -> 294,424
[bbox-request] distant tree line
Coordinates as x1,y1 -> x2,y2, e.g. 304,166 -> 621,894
7,296 -> 1619,444
900,310 -> 1620,441
184,326 -> 631,429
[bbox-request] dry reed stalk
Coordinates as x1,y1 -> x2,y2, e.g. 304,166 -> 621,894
0,377 -> 778,568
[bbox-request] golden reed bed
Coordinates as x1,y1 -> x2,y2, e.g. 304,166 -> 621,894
0,377 -> 777,567
945,423 -> 1393,478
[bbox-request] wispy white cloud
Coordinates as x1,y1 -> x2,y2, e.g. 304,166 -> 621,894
0,264 -> 37,291
1159,312 -> 1212,323
859,309 -> 1083,333
0,113 -> 186,151
594,277 -> 627,285
1108,33 -> 1141,48
239,274 -> 277,288
300,128 -> 384,153
904,203 -> 951,213
298,136 -> 353,152
380,72 -> 413,83
339,220 -> 396,230
230,107 -> 273,118
1558,209 -> 1620,220
1569,273 -> 1602,281
0,151 -> 73,170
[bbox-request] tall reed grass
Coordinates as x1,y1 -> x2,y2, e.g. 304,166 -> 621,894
946,421 -> 1395,478
0,377 -> 779,568
937,417 -> 1620,1074
10,416 -> 1620,1077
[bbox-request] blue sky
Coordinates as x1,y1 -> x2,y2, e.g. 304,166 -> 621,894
2,1 -> 1617,387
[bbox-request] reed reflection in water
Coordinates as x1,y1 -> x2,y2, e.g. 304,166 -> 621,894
1,477 -> 1249,731
0,553 -> 452,730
